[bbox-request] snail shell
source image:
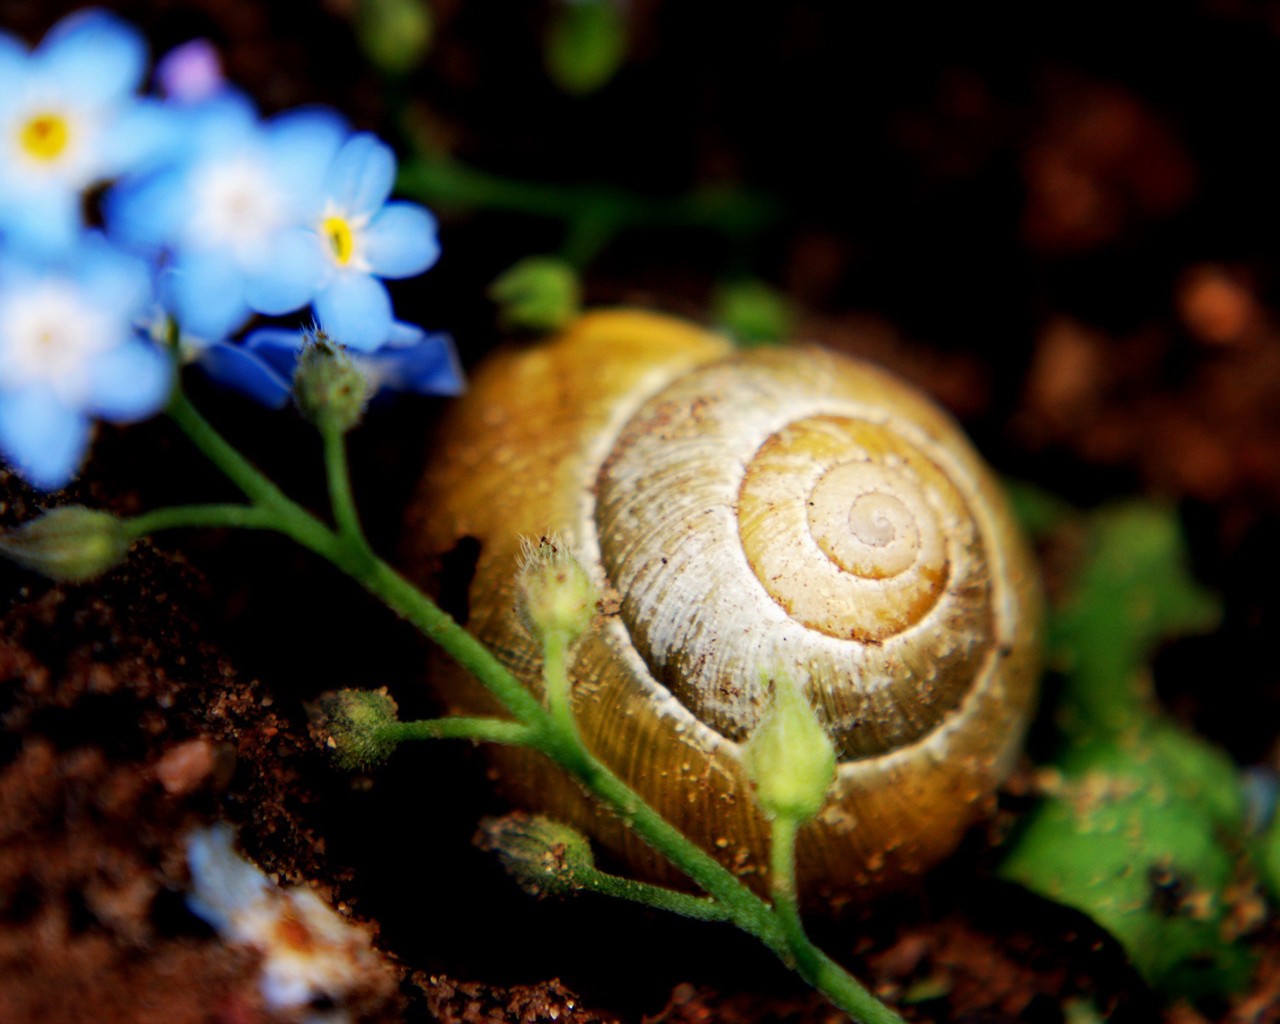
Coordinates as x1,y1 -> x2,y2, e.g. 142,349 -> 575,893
405,310 -> 1041,901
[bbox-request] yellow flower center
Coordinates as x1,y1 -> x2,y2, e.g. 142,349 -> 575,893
322,215 -> 356,266
19,112 -> 71,162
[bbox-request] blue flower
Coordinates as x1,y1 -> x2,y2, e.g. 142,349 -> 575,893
0,9 -> 172,253
0,235 -> 173,490
308,134 -> 440,351
242,323 -> 464,403
105,92 -> 348,340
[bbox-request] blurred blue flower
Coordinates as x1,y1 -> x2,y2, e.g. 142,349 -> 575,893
106,92 -> 348,340
0,9 -> 172,253
309,134 -> 440,350
0,236 -> 172,489
243,323 -> 463,403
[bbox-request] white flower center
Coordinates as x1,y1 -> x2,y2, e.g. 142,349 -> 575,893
0,282 -> 116,403
188,156 -> 288,261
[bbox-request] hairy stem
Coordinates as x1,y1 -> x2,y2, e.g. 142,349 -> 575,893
165,381 -> 902,1024
127,503 -> 282,537
384,716 -> 536,747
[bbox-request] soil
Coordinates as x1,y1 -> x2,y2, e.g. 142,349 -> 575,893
4,2 -> 1280,1022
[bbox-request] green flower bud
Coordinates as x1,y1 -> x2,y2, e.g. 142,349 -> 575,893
515,536 -> 598,643
318,688 -> 401,771
544,0 -> 627,96
741,674 -> 837,824
477,813 -> 595,898
0,506 -> 132,583
711,279 -> 793,349
293,334 -> 372,434
488,257 -> 582,333
356,0 -> 433,76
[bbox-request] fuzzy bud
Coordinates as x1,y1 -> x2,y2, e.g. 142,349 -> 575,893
293,334 -> 371,434
515,536 -> 598,644
741,674 -> 837,824
318,688 -> 400,771
0,506 -> 132,583
477,813 -> 596,898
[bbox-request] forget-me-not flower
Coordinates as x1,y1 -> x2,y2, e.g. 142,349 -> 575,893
0,9 -> 170,253
0,236 -> 172,489
308,134 -> 440,351
106,92 -> 348,340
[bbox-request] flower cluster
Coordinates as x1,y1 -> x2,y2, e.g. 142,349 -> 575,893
0,10 -> 459,490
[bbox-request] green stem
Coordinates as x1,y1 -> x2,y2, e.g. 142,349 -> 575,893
166,385 -> 544,729
127,503 -> 281,538
397,156 -> 777,252
769,816 -> 905,1024
166,382 -> 900,1024
540,628 -> 588,767
576,867 -> 733,923
385,716 -> 535,747
321,421 -> 368,552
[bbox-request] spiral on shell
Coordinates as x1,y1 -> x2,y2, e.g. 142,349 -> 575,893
406,309 -> 1041,901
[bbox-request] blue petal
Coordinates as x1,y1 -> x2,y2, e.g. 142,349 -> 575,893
100,98 -> 186,178
243,227 -> 324,315
324,134 -> 396,218
35,9 -> 147,103
73,235 -> 153,322
0,387 -> 91,491
0,32 -> 27,92
244,328 -> 306,380
85,341 -> 173,422
265,107 -> 348,216
0,189 -> 83,255
197,340 -> 292,408
363,331 -> 465,396
314,273 -> 393,351
169,252 -> 249,340
103,166 -> 189,254
363,203 -> 440,278
183,90 -> 260,159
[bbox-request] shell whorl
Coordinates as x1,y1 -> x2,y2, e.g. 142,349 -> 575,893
595,345 -> 998,760
408,310 -> 1041,898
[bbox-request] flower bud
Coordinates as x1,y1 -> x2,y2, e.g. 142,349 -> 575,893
515,536 -> 598,643
741,674 -> 837,823
477,813 -> 595,898
356,0 -> 433,75
293,333 -> 372,434
712,279 -> 793,348
488,257 -> 582,333
544,0 -> 627,96
0,506 -> 132,583
317,688 -> 400,771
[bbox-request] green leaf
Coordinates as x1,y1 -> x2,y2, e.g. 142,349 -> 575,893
1001,502 -> 1255,998
1002,478 -> 1074,539
1051,503 -> 1220,736
1002,723 -> 1251,996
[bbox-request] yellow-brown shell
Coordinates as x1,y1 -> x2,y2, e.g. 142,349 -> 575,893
404,309 -> 1042,902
